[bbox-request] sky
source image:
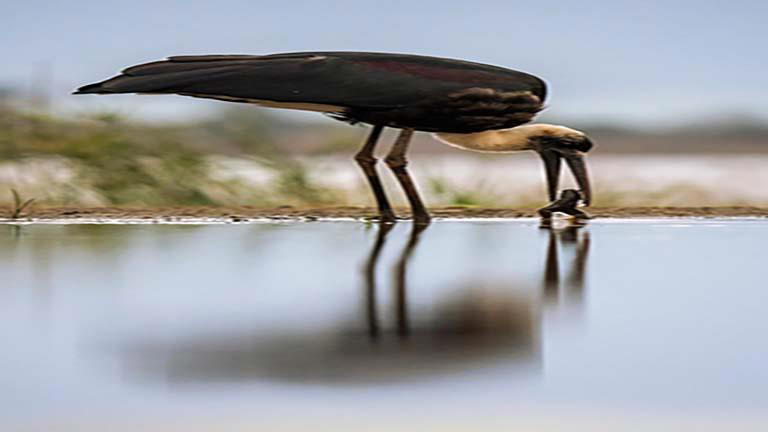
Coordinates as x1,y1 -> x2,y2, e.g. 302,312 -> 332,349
3,0 -> 767,126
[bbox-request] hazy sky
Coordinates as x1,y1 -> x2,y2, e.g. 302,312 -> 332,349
4,0 -> 766,126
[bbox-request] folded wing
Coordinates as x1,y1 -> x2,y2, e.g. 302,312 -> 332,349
75,51 -> 547,112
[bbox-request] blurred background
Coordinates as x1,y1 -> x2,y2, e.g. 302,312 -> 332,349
2,0 -> 767,209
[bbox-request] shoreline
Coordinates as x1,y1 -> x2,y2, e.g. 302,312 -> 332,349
1,206 -> 766,224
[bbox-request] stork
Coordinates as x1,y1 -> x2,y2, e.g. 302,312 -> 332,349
75,51 -> 594,224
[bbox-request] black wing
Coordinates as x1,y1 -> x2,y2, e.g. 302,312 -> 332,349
75,52 -> 547,131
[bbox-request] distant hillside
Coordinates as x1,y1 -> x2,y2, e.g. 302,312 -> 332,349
2,100 -> 766,155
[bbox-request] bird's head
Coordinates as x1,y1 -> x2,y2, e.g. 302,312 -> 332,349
434,123 -> 594,206
524,124 -> 594,206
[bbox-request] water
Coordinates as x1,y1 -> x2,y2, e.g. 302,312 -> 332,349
1,220 -> 767,431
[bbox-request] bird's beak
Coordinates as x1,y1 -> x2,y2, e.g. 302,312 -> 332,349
538,149 -> 592,206
539,150 -> 562,203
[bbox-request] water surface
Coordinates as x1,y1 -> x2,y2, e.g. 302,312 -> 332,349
1,220 -> 767,430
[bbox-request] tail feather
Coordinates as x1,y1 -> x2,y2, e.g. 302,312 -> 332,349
73,63 -> 253,94
73,83 -> 108,94
72,55 -> 335,99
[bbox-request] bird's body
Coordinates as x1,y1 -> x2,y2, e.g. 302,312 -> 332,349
76,51 -> 593,223
76,51 -> 546,133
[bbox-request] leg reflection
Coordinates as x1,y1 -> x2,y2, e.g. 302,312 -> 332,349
563,226 -> 590,304
362,223 -> 394,340
543,229 -> 560,301
361,223 -> 430,340
393,223 -> 429,338
541,224 -> 591,308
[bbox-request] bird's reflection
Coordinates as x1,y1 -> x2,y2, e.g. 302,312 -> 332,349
363,223 -> 428,340
361,221 -> 589,346
118,221 -> 591,384
542,224 -> 590,307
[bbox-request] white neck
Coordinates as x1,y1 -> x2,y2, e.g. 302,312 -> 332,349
433,124 -> 583,153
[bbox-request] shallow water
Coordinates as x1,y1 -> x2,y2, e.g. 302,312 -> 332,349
1,220 -> 767,430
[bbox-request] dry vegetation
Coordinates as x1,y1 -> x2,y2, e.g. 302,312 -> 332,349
0,105 -> 346,208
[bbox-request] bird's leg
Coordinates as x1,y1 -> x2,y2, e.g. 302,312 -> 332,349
354,125 -> 397,223
384,129 -> 431,225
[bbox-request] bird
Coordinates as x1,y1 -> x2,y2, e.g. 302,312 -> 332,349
75,51 -> 594,224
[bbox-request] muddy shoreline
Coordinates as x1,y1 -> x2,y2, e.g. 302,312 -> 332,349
2,206 -> 766,222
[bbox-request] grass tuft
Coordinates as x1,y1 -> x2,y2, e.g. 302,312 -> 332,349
10,189 -> 35,218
